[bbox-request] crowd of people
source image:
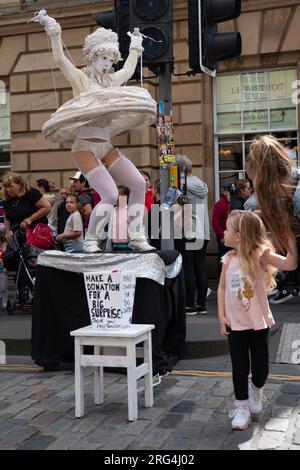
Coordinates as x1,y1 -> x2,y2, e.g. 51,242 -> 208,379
0,134 -> 299,432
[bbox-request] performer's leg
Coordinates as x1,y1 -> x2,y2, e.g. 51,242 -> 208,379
73,148 -> 118,253
108,153 -> 155,252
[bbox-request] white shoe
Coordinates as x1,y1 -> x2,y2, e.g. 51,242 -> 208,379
128,230 -> 156,252
229,406 -> 251,430
83,236 -> 102,254
248,381 -> 266,416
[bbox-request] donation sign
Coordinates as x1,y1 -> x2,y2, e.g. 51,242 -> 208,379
83,271 -> 136,329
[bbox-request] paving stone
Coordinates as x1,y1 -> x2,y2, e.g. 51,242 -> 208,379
270,406 -> 294,418
183,390 -> 206,401
40,417 -> 76,436
30,412 -> 62,428
173,420 -> 204,439
165,386 -> 190,396
16,407 -> 44,421
198,424 -> 229,447
169,401 -> 197,414
223,430 -> 254,450
296,416 -> 300,430
211,387 -> 233,397
101,434 -> 137,451
69,437 -> 104,450
265,418 -> 290,432
163,436 -> 200,450
275,394 -> 298,407
70,412 -> 107,433
133,428 -> 171,449
46,432 -> 82,450
257,431 -> 285,450
281,384 -> 300,395
16,434 -> 56,450
121,419 -> 151,436
156,413 -> 183,429
293,430 -> 300,445
199,396 -> 225,409
88,424 -> 119,445
189,408 -> 214,422
0,399 -> 38,416
0,418 -> 27,437
0,426 -> 38,448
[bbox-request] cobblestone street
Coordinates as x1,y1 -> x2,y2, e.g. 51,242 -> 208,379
0,367 -> 299,450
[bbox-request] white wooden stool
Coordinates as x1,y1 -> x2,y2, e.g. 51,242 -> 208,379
70,324 -> 154,421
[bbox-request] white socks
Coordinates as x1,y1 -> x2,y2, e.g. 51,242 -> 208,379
85,165 -> 118,237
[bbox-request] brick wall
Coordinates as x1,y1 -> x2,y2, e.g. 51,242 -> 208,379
0,3 -> 210,191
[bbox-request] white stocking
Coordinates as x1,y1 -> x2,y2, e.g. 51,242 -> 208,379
85,165 -> 118,238
107,154 -> 146,232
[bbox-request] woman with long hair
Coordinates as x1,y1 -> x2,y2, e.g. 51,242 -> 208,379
246,134 -> 299,254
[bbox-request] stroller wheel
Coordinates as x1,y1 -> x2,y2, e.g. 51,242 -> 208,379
7,299 -> 15,315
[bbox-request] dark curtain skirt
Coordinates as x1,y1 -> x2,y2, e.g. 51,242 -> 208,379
31,252 -> 186,375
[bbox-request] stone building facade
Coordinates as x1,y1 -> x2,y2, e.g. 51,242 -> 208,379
0,0 -> 299,211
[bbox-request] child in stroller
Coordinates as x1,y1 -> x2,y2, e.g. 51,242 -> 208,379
3,228 -> 43,314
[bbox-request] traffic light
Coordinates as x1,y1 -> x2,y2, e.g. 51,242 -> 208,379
92,1 -> 130,69
129,0 -> 173,73
188,0 -> 242,76
92,1 -> 173,76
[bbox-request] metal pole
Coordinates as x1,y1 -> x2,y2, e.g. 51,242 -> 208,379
158,63 -> 174,250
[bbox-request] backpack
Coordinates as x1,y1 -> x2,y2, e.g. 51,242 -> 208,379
26,223 -> 54,250
80,190 -> 100,208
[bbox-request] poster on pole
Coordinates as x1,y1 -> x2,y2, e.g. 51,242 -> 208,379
83,271 -> 136,330
157,112 -> 175,167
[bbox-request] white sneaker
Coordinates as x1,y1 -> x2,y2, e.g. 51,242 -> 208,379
229,406 -> 251,430
128,230 -> 156,252
248,381 -> 266,416
83,236 -> 102,254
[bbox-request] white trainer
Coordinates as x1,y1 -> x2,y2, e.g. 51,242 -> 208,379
128,229 -> 156,252
83,236 -> 102,254
248,381 -> 266,416
229,406 -> 251,431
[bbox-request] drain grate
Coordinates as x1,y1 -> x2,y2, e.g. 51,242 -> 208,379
276,323 -> 300,364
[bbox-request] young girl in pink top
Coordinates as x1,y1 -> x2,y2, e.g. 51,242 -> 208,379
218,210 -> 297,431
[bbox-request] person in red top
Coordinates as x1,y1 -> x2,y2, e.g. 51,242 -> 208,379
140,170 -> 154,213
212,182 -> 233,259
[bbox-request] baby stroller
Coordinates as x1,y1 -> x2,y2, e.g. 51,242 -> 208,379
3,229 -> 43,314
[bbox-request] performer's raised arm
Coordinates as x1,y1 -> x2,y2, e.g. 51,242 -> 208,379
112,29 -> 144,86
31,10 -> 83,90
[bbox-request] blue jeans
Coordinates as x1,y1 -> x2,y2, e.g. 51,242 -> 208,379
64,241 -> 83,253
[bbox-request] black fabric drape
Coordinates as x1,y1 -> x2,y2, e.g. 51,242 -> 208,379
31,252 -> 186,375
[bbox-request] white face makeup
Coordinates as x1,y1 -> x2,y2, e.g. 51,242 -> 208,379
92,54 -> 114,74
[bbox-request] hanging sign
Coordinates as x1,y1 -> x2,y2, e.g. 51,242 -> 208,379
83,271 -> 136,330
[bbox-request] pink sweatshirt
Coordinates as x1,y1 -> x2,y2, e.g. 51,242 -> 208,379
222,251 -> 275,331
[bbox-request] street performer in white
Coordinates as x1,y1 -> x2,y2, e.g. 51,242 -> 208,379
31,10 -> 157,253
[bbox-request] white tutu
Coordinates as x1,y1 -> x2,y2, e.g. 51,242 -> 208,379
42,86 -> 157,143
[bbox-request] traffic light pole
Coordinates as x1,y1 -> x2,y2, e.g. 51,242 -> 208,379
159,63 -> 175,250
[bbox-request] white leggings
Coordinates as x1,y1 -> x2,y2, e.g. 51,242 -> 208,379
84,154 -> 146,238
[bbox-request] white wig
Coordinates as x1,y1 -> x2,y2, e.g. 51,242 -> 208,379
83,27 -> 122,64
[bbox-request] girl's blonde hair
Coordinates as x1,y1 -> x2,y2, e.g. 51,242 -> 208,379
246,134 -> 296,253
1,172 -> 29,200
228,210 -> 278,291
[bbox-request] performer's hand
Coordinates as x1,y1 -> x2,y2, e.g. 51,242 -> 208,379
31,9 -> 61,35
128,29 -> 144,54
